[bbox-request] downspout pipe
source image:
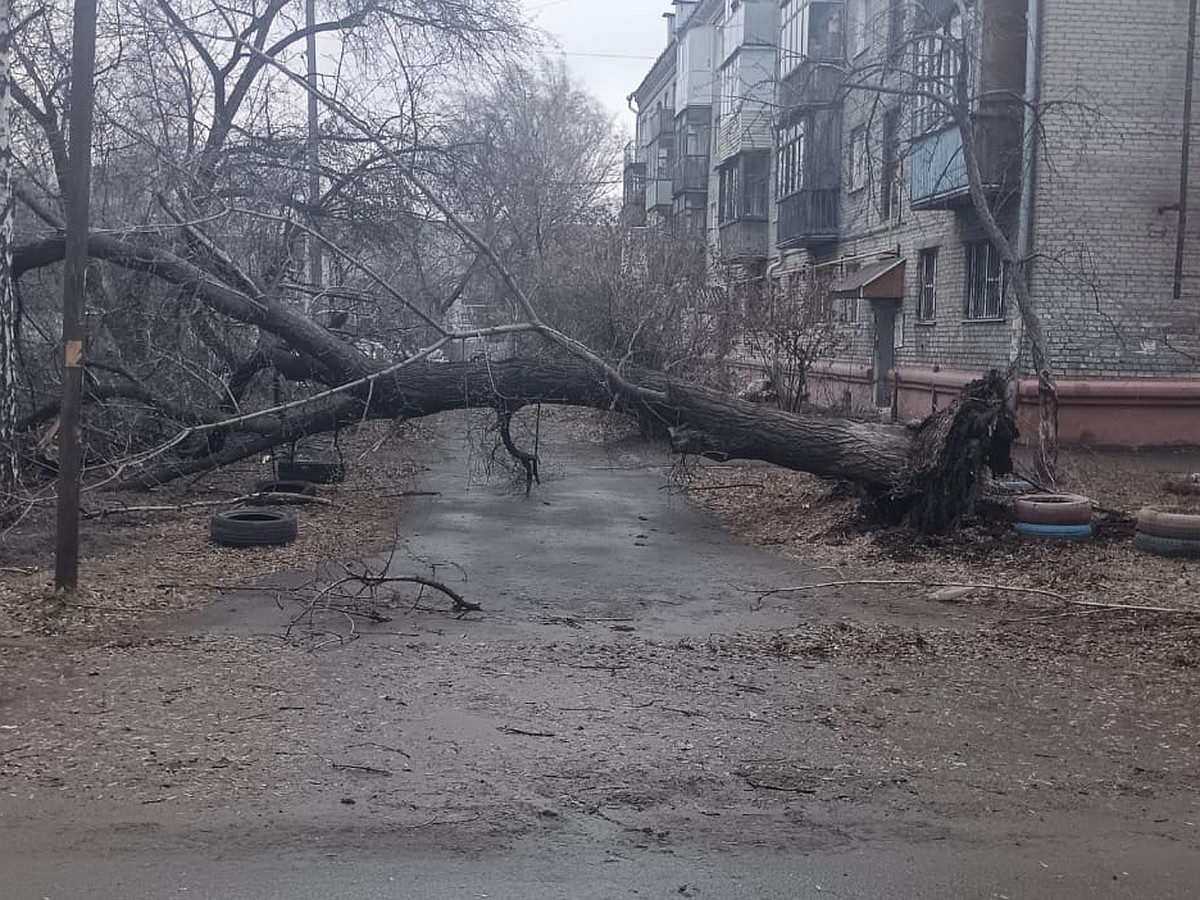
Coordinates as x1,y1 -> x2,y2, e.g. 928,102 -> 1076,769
1012,0 -> 1043,369
1174,0 -> 1198,299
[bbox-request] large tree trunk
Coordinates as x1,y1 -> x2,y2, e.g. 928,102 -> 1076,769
114,358 -> 1015,534
11,235 -> 1017,534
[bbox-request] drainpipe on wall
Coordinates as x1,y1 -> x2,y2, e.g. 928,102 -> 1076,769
1174,0 -> 1198,299
1010,0 -> 1044,426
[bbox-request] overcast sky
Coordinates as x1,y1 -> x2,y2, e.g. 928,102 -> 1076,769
520,0 -> 673,136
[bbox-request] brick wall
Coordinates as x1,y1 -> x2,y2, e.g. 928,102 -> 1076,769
1033,0 -> 1200,377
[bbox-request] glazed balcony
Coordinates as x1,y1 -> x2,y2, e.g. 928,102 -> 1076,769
777,188 -> 839,249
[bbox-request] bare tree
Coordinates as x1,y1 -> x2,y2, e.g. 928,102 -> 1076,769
1,0 -> 1017,540
0,0 -> 16,513
834,0 -> 1058,477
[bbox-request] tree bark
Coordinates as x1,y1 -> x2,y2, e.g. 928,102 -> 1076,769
104,356 -> 1012,533
0,0 -> 16,515
11,234 -> 1016,533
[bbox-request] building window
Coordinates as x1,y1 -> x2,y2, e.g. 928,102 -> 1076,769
776,120 -> 806,200
965,241 -> 1004,320
850,0 -> 871,57
744,151 -> 770,218
718,163 -> 740,223
917,247 -> 938,321
886,0 -> 906,66
849,126 -> 869,192
914,7 -> 963,135
719,152 -> 769,222
718,58 -> 738,119
881,107 -> 901,220
780,0 -> 806,77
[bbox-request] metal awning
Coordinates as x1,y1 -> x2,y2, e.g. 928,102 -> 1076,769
830,257 -> 906,300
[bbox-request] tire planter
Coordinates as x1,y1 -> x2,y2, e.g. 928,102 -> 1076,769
1135,506 -> 1200,540
1133,531 -> 1200,559
277,458 -> 346,484
254,479 -> 318,497
1014,522 -> 1094,541
210,507 -> 298,547
997,477 -> 1038,494
1015,493 -> 1093,526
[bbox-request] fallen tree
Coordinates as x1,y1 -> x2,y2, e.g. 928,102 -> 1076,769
11,211 -> 1018,536
101,353 -> 1013,535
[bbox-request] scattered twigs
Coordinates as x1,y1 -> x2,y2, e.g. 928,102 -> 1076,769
672,482 -> 764,492
283,553 -> 479,648
83,491 -> 332,517
756,578 -> 1198,616
498,726 -> 556,738
332,762 -> 393,776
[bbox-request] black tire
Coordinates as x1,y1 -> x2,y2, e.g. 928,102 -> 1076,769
254,479 -> 318,496
1015,493 -> 1093,526
210,507 -> 298,547
278,459 -> 346,484
1133,530 -> 1200,559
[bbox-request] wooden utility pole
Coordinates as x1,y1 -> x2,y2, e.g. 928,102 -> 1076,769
54,0 -> 98,589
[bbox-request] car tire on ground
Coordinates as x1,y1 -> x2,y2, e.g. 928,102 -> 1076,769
1135,506 -> 1200,540
1014,493 -> 1093,526
996,477 -> 1038,493
254,479 -> 318,496
1014,522 -> 1094,541
210,508 -> 298,547
1133,530 -> 1200,559
277,459 -> 346,484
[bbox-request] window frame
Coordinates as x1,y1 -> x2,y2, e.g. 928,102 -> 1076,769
850,0 -> 871,58
718,58 -> 739,120
964,241 -> 1005,321
917,246 -> 938,322
849,125 -> 869,193
780,0 -> 807,78
913,7 -> 963,136
776,120 -> 806,200
886,0 -> 906,66
880,107 -> 901,220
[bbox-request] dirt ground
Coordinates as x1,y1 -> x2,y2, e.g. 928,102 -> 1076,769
1,410 -> 1199,897
3,411 -> 1197,642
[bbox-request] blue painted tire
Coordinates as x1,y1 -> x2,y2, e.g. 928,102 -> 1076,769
1133,531 -> 1200,559
1014,522 -> 1094,541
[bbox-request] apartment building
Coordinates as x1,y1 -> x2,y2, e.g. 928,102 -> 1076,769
624,0 -> 1200,445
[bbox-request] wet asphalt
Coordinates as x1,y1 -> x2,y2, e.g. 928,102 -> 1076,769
2,423 -> 1199,898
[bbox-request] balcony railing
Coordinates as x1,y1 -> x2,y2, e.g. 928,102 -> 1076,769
647,107 -> 675,142
909,126 -> 968,208
718,218 -> 769,263
777,188 -> 839,248
672,155 -> 710,196
910,117 -> 1020,210
645,177 -> 673,211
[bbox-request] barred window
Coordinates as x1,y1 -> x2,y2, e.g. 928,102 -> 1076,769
965,242 -> 1005,320
918,247 -> 938,321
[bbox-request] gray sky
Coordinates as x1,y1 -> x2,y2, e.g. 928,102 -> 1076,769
520,0 -> 672,136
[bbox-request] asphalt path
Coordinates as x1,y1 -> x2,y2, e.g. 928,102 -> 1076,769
2,424 -> 1198,898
